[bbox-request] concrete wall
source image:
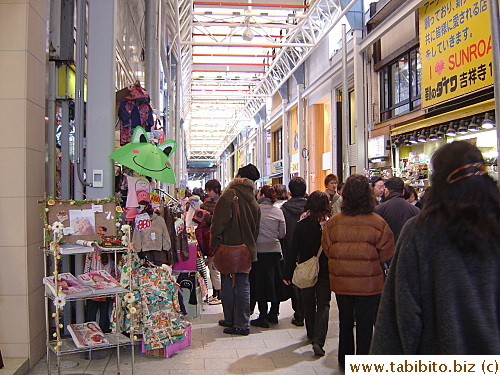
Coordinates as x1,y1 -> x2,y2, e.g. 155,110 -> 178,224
380,13 -> 416,60
0,0 -> 47,366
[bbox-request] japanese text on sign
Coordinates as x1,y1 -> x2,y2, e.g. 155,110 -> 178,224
419,0 -> 493,107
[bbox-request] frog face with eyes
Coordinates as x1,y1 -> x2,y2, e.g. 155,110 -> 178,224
109,126 -> 177,183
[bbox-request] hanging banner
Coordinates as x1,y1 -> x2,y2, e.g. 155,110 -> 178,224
419,0 -> 493,107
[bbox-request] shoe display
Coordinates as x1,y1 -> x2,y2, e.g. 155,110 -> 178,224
267,314 -> 279,324
250,318 -> 269,328
208,297 -> 222,305
218,319 -> 233,328
291,318 -> 304,326
223,327 -> 250,336
312,343 -> 325,357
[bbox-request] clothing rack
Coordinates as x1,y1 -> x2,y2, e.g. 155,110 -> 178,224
154,188 -> 180,205
155,188 -> 184,217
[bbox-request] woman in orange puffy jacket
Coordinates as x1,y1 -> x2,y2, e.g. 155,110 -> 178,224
322,174 -> 395,368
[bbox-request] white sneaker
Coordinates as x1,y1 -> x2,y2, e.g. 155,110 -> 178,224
208,297 -> 222,305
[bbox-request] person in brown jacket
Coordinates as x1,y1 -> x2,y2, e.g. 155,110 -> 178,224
322,174 -> 395,368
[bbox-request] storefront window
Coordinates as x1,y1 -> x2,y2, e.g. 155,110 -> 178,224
272,127 -> 283,161
448,129 -> 498,181
380,48 -> 421,121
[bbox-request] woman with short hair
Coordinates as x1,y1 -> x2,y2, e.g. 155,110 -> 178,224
322,174 -> 395,367
250,185 -> 287,328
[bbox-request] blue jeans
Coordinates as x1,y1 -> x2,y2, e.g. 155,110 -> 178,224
220,273 -> 250,330
300,278 -> 331,347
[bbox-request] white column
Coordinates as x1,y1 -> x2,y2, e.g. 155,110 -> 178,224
86,0 -> 116,199
354,29 -> 367,174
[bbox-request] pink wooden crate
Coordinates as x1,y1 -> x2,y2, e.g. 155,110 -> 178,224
141,325 -> 191,358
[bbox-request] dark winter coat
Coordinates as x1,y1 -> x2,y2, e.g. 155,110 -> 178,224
375,191 -> 420,242
322,212 -> 395,295
210,178 -> 261,262
284,215 -> 329,282
371,217 -> 500,354
280,197 -> 307,257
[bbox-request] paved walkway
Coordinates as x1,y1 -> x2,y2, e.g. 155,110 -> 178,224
30,297 -> 343,374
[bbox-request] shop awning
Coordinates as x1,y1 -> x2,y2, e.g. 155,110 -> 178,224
390,99 -> 495,136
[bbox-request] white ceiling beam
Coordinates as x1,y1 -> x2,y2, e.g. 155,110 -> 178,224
182,41 -> 314,47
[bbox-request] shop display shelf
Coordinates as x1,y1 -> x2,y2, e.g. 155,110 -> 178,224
47,332 -> 133,356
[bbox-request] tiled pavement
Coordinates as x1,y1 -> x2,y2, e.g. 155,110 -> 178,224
29,297 -> 343,374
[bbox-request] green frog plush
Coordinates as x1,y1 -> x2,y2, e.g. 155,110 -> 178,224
109,126 -> 177,183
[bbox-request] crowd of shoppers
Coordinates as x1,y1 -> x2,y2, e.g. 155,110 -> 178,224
196,140 -> 499,364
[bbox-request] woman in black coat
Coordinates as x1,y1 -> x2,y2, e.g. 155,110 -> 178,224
284,191 -> 332,357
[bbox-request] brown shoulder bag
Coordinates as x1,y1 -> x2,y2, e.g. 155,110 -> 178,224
213,189 -> 252,275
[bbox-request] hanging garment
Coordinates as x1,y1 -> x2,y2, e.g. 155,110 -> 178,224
163,207 -> 180,265
177,272 -> 197,305
125,175 -> 152,221
117,253 -> 187,350
118,84 -> 154,145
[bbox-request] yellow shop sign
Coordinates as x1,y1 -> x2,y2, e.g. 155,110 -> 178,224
419,0 -> 493,107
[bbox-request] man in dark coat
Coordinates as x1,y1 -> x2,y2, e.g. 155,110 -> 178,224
281,177 -> 307,326
210,164 -> 261,335
375,177 -> 420,243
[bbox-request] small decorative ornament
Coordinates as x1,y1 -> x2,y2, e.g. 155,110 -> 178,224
116,206 -> 123,213
126,313 -> 131,319
116,222 -> 121,228
53,332 -> 57,338
52,221 -> 64,231
45,208 -> 49,212
58,323 -> 63,328
124,292 -> 135,303
53,295 -> 66,308
69,201 -> 75,205
48,199 -> 56,206
121,235 -> 129,246
121,225 -> 131,233
129,306 -> 137,314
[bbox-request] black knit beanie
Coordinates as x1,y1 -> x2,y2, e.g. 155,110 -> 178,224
237,164 -> 260,181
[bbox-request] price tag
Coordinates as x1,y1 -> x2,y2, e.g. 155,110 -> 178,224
135,213 -> 151,231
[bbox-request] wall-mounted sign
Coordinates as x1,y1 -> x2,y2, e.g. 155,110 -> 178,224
272,160 -> 283,173
290,161 -> 299,173
368,135 -> 389,159
419,0 -> 493,107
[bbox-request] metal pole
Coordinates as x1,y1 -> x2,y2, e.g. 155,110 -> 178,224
489,0 -> 500,186
61,100 -> 70,199
46,61 -> 57,197
145,0 -> 159,108
74,0 -> 87,199
342,23 -> 350,180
